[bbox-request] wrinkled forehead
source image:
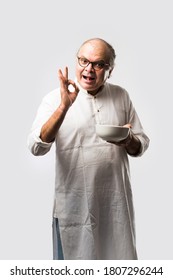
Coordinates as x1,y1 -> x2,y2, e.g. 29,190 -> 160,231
78,41 -> 109,61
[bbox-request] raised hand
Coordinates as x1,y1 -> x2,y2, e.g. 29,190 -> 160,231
58,67 -> 79,111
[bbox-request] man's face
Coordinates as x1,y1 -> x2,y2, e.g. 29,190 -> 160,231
75,41 -> 113,95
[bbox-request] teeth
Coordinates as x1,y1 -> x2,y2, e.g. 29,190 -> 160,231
83,75 -> 94,80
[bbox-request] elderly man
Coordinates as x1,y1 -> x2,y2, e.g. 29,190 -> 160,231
28,38 -> 149,260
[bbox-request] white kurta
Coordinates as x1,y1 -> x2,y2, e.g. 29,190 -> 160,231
28,82 -> 149,260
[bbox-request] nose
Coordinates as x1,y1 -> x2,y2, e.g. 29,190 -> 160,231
85,62 -> 94,71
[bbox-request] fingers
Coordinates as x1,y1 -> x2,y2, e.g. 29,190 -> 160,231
64,66 -> 68,80
58,67 -> 68,81
68,79 -> 79,94
58,67 -> 79,94
58,67 -> 69,92
57,67 -> 79,107
123,123 -> 132,128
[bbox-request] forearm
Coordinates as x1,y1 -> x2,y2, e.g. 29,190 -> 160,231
40,105 -> 68,143
125,133 -> 141,156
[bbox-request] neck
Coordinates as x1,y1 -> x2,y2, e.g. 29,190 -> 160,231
88,85 -> 104,96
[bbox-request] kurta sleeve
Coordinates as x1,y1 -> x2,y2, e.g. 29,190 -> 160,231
124,89 -> 150,157
27,89 -> 60,156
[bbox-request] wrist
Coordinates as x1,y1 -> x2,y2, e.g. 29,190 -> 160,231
58,104 -> 69,113
125,131 -> 133,147
125,133 -> 141,155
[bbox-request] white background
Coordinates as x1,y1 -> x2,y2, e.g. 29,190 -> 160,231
0,0 -> 172,260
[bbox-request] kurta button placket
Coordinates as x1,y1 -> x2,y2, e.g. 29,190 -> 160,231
92,96 -> 101,124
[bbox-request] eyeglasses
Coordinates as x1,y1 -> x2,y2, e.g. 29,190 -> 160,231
77,57 -> 110,71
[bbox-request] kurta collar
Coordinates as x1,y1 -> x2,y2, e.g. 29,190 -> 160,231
74,78 -> 106,98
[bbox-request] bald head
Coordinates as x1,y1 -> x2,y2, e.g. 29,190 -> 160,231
77,38 -> 116,68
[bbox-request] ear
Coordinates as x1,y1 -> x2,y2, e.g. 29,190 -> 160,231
108,67 -> 114,79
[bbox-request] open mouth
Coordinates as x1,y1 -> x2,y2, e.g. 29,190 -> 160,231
83,75 -> 95,81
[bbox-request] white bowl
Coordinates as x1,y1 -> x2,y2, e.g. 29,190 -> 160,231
95,124 -> 129,142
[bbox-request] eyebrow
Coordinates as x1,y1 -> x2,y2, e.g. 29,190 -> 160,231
80,57 -> 106,63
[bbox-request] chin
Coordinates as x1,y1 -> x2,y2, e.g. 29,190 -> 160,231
80,81 -> 97,91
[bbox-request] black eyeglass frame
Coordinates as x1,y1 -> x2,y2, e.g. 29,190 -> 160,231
77,57 -> 110,71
